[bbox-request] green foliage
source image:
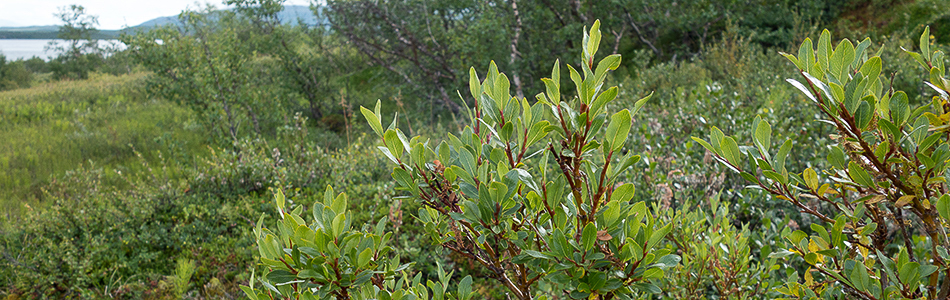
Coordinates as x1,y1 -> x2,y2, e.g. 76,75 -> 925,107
122,6 -> 291,142
0,107 -> 410,298
359,21 -> 676,300
21,56 -> 50,74
0,73 -> 204,212
660,193 -> 784,299
4,2 -> 950,299
173,258 -> 196,298
229,0 -> 375,127
244,186 -> 473,300
696,27 -> 950,299
48,5 -> 105,80
0,55 -> 32,91
0,158 -> 257,298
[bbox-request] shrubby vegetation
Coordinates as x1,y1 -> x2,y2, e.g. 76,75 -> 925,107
696,27 -> 950,299
0,55 -> 32,91
2,0 -> 950,299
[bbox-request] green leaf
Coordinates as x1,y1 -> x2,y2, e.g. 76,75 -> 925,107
754,119 -> 772,155
852,38 -> 872,68
266,270 -> 298,285
361,101 -> 384,137
720,136 -> 741,167
849,262 -> 870,292
799,38 -> 815,73
631,92 -> 652,117
274,188 -> 286,217
762,170 -> 787,185
899,262 -> 921,287
937,194 -> 950,221
848,161 -> 874,187
780,52 -> 803,70
585,20 -> 602,63
458,275 -> 473,300
543,60 -> 561,104
594,54 -> 621,82
642,267 -> 664,280
690,137 -> 717,154
524,250 -> 553,260
567,64 -> 584,103
826,146 -> 847,170
606,109 -> 632,152
921,26 -> 931,62
920,132 -> 942,152
768,249 -> 796,259
788,230 -> 808,245
855,100 -> 873,130
633,282 -> 662,294
493,73 -> 511,108
240,286 -> 259,300
830,39 -> 855,82
787,79 -> 817,103
358,248 -> 373,268
469,67 -> 481,101
590,86 -> 617,117
383,130 -> 403,162
653,254 -> 681,268
331,192 -> 347,215
904,46 -> 929,69
859,56 -> 882,82
817,29 -> 832,73
647,223 -> 672,250
331,213 -> 346,237
582,223 -> 597,251
613,183 -> 636,203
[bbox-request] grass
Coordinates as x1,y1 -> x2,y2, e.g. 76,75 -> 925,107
0,72 -> 208,215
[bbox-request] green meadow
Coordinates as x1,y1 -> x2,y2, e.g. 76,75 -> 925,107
0,73 -> 206,213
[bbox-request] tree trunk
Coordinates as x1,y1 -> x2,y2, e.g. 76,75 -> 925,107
509,0 -> 524,100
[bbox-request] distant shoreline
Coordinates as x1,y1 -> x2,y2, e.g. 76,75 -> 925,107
0,30 -> 122,40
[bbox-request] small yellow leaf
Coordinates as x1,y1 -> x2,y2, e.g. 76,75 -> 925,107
804,267 -> 815,286
818,183 -> 836,195
804,168 -> 819,190
865,195 -> 886,204
895,195 -> 915,207
808,239 -> 821,253
924,112 -> 944,126
940,112 -> 950,123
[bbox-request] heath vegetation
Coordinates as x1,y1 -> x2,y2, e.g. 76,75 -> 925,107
2,0 -> 950,299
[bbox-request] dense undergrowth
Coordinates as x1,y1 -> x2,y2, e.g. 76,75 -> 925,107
1,0 -> 950,299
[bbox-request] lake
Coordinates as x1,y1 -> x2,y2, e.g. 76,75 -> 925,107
0,39 -> 125,61
0,39 -> 59,60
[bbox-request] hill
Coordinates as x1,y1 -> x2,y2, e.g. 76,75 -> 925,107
0,5 -> 322,39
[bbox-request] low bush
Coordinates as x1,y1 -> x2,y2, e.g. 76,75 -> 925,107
696,27 -> 950,299
0,118 -> 401,298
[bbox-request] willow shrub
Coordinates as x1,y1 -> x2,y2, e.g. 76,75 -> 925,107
245,20 -> 678,300
695,27 -> 950,299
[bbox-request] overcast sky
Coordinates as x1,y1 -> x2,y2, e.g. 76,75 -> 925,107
0,0 -> 312,29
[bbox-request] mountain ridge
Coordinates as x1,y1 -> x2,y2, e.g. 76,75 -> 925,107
0,5 -> 321,39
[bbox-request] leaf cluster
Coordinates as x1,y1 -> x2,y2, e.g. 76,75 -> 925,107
696,27 -> 950,299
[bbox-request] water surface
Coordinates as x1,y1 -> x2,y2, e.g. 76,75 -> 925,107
0,39 -> 124,61
0,39 -> 59,60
